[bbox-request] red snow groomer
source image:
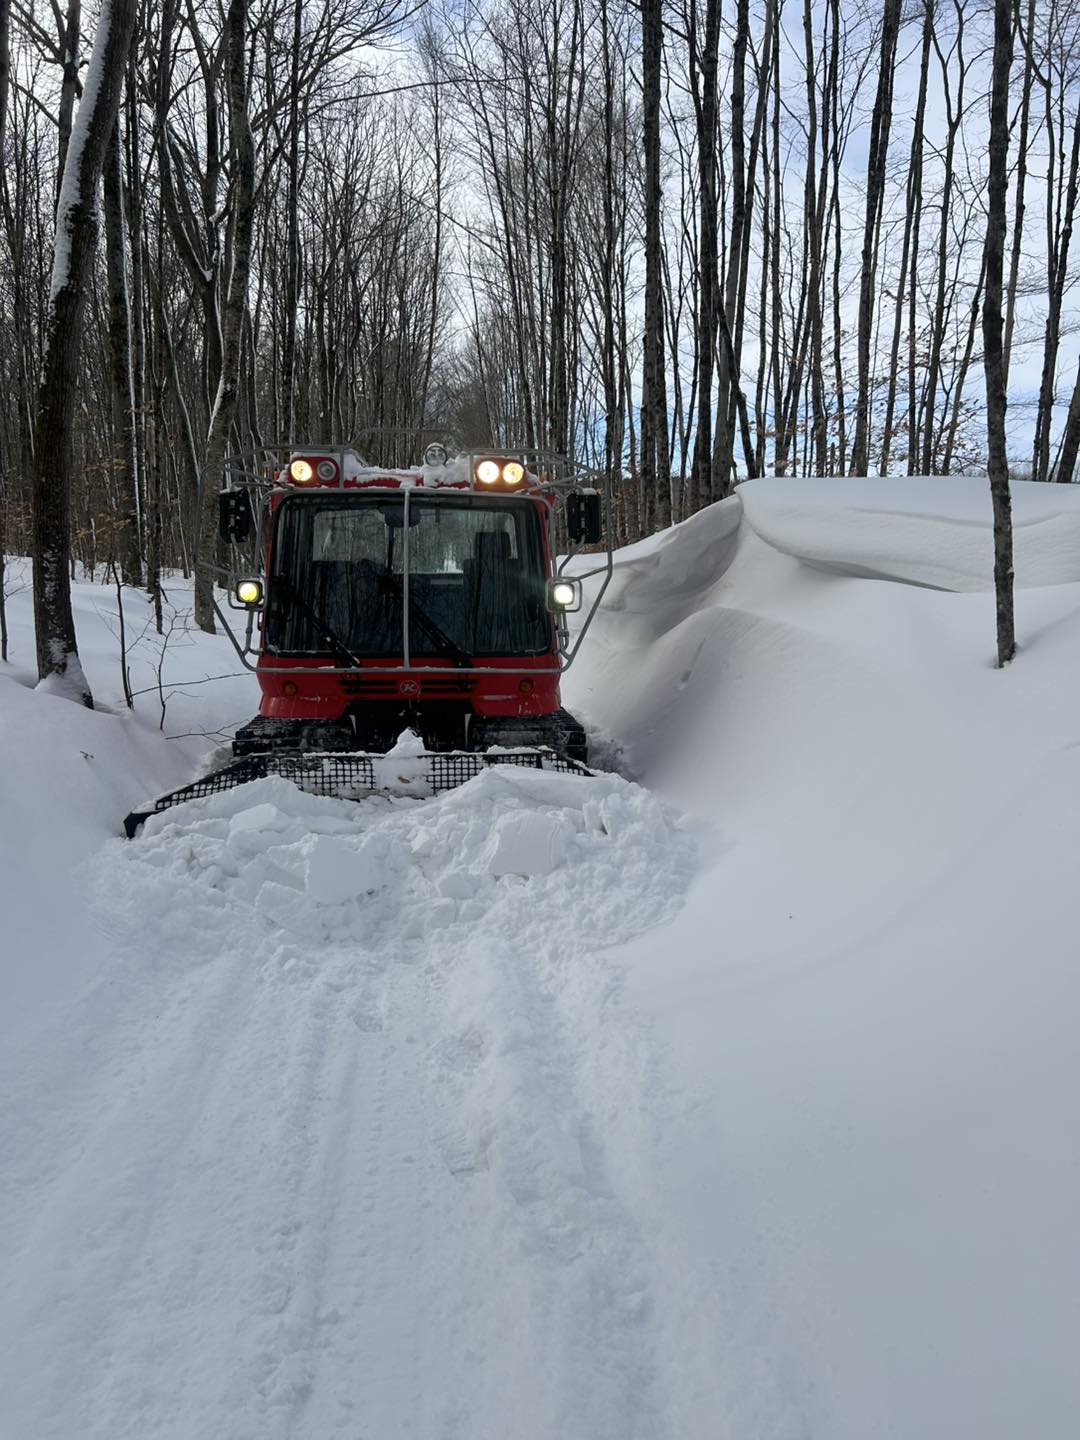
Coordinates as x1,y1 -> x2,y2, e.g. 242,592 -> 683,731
125,445 -> 612,834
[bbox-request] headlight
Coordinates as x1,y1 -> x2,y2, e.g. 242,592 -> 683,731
289,459 -> 314,483
315,458 -> 338,482
501,461 -> 525,485
235,578 -> 264,607
547,578 -> 582,612
476,459 -> 501,485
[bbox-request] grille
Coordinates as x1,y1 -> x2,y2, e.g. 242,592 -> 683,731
428,751 -> 581,786
340,675 -> 475,698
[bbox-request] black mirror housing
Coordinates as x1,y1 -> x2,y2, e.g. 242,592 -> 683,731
566,490 -> 602,546
219,488 -> 254,544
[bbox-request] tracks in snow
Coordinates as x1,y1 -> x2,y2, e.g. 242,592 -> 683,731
0,769 -> 701,1439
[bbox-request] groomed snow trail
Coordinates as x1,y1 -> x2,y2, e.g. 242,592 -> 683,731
0,769 -> 699,1439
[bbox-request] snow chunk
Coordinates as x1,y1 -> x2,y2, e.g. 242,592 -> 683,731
385,727 -> 428,759
228,802 -> 285,834
483,810 -> 575,877
302,833 -> 387,904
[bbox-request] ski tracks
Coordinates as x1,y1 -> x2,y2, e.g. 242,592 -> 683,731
1,771 -> 703,1438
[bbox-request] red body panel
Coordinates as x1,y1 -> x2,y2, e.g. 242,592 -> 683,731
255,654 -> 562,721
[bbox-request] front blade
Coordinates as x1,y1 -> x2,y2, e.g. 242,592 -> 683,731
123,749 -> 590,836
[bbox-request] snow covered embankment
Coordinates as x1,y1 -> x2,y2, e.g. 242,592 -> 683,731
566,476 -> 1080,1440
0,563 -> 256,1046
739,472 -> 1080,589
1,731 -> 700,1437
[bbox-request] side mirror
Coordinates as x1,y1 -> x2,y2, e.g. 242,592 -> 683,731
219,488 -> 254,544
566,490 -> 602,546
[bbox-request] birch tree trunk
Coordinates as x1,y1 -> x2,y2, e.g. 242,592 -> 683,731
983,0 -> 1015,666
30,0 -> 138,701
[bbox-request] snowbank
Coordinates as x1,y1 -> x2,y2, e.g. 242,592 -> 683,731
0,562 -> 256,1042
739,474 -> 1080,590
565,481 -> 1080,1437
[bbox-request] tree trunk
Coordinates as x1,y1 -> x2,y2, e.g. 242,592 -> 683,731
713,0 -> 746,496
195,0 -> 255,632
880,0 -> 932,475
104,115 -> 141,584
0,0 -> 9,660
689,0 -> 720,510
640,0 -> 670,531
921,11 -> 965,474
55,0 -> 81,205
801,0 -> 827,478
1031,105 -> 1080,484
983,0 -> 1015,666
851,0 -> 902,476
31,0 -> 138,701
1003,0 -> 1036,390
280,0 -> 303,444
1053,358 -> 1080,486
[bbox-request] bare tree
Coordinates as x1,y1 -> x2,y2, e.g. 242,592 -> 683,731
103,113 -> 141,585
2,0 -> 1080,588
851,0 -> 902,477
640,0 -> 670,529
983,0 -> 1015,666
0,0 -> 9,660
193,0 -> 254,633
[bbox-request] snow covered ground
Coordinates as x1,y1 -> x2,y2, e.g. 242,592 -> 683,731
3,478 -> 1079,1438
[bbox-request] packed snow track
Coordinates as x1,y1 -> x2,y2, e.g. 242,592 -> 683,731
0,768 -> 703,1440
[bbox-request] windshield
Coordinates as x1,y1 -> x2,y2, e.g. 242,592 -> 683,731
265,493 -> 551,659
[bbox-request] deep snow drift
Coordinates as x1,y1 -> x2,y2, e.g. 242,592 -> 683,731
3,478 -> 1079,1439
738,472 -> 1080,589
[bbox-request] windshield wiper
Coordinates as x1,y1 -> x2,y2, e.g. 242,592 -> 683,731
271,573 -> 363,669
377,571 -> 472,667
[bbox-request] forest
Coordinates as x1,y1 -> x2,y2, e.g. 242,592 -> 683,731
4,7 -> 1080,1425
0,0 -> 1078,660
